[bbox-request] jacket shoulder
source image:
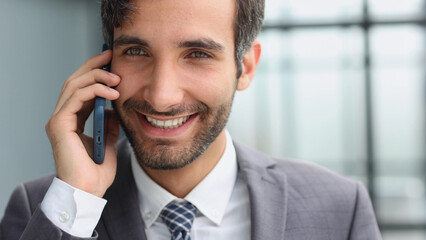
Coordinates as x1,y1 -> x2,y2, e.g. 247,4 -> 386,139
235,141 -> 358,189
275,156 -> 357,189
273,158 -> 379,238
235,142 -> 378,238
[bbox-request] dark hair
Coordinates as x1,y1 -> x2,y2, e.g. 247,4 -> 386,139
101,0 -> 264,78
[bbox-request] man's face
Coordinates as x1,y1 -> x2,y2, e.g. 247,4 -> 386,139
111,0 -> 238,169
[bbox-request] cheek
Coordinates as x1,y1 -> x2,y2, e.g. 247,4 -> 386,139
184,68 -> 236,107
113,66 -> 148,102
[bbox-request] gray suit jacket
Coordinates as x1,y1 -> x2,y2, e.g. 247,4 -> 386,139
0,139 -> 381,239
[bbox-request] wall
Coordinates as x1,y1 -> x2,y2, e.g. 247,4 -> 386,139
0,0 -> 103,217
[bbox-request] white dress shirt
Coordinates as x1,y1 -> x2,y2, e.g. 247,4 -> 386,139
41,130 -> 251,239
132,130 -> 251,240
40,178 -> 106,237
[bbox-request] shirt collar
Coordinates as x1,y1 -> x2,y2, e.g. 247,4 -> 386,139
131,130 -> 238,227
131,148 -> 175,228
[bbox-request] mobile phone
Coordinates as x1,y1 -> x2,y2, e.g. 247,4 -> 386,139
93,44 -> 110,164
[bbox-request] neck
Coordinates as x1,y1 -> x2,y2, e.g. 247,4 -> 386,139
142,130 -> 227,198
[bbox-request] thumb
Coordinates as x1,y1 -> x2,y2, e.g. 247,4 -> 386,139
103,110 -> 120,170
105,110 -> 120,146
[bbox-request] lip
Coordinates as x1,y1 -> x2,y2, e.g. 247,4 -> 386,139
136,111 -> 198,138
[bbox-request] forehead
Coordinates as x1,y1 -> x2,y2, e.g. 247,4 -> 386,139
115,0 -> 236,47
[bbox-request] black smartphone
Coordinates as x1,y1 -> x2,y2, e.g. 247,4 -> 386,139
93,44 -> 110,164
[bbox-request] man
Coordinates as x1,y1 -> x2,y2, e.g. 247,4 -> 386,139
0,0 -> 381,239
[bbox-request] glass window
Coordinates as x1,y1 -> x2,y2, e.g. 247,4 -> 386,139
265,0 -> 363,24
371,25 -> 426,225
369,0 -> 425,19
229,0 -> 426,237
230,27 -> 367,178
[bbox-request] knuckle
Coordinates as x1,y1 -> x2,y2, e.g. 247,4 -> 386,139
63,78 -> 71,89
95,83 -> 105,91
66,79 -> 77,90
45,117 -> 57,134
62,77 -> 78,92
71,89 -> 83,99
92,68 -> 103,75
84,57 -> 95,67
45,120 -> 51,133
92,69 -> 108,82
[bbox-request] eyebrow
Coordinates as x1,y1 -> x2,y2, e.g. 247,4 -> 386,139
113,35 -> 224,52
113,35 -> 149,48
178,38 -> 225,52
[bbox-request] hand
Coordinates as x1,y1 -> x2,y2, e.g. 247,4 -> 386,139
45,50 -> 121,197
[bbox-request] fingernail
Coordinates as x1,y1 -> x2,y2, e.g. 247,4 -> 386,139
109,72 -> 119,79
101,50 -> 109,54
109,87 -> 119,94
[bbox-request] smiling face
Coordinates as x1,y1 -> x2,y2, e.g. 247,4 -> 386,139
111,0 -> 242,169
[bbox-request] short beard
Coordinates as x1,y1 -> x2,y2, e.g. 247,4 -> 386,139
112,99 -> 233,170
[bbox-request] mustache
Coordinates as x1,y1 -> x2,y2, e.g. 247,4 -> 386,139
122,99 -> 209,116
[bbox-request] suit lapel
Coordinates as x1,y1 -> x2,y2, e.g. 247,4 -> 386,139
235,142 -> 288,240
101,139 -> 147,240
99,139 -> 287,240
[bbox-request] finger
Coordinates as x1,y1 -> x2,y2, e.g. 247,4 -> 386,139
80,133 -> 94,160
57,84 -> 120,118
68,50 -> 113,80
75,98 -> 96,134
105,110 -> 121,145
54,69 -> 120,114
103,111 -> 120,168
69,69 -> 120,92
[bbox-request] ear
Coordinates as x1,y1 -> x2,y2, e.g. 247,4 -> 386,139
237,39 -> 262,91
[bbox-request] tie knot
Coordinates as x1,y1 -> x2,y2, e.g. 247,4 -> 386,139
160,201 -> 197,240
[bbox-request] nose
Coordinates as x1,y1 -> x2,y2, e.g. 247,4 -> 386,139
143,60 -> 185,112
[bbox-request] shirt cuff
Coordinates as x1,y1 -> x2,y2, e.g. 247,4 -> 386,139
40,177 -> 107,238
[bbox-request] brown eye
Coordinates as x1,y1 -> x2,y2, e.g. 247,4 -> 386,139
125,47 -> 147,56
189,51 -> 211,58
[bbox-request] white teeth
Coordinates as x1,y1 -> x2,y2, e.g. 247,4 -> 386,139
146,116 -> 190,129
164,120 -> 172,127
158,120 -> 164,127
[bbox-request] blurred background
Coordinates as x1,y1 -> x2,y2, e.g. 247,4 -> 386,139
1,0 -> 425,239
